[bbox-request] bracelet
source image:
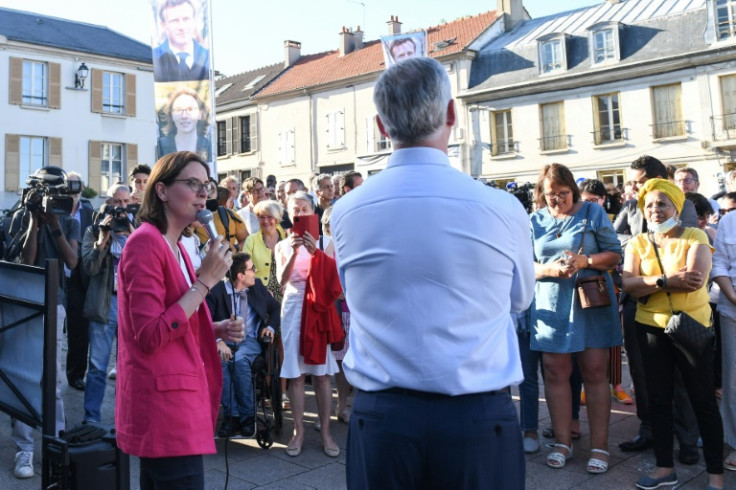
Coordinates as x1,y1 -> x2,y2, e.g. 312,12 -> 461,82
196,279 -> 211,294
190,283 -> 206,298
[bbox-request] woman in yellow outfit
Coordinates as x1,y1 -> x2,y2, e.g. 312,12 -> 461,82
622,178 -> 723,490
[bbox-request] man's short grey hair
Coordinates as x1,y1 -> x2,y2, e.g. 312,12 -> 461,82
311,173 -> 331,192
287,191 -> 315,214
675,167 -> 699,182
107,183 -> 130,198
373,57 -> 451,146
253,199 -> 284,221
66,171 -> 83,183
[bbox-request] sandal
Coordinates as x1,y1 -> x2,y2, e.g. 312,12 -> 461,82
724,450 -> 736,471
587,448 -> 609,474
546,443 -> 573,469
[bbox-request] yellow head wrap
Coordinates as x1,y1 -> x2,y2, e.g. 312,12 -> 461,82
637,178 -> 685,214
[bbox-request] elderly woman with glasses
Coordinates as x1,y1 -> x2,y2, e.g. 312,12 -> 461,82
623,179 -> 724,490
530,164 -> 622,474
275,191 -> 340,459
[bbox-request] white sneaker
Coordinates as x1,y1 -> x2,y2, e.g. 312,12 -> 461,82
108,366 -> 117,379
14,451 -> 33,479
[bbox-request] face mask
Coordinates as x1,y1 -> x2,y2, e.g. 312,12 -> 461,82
648,215 -> 678,234
205,198 -> 219,212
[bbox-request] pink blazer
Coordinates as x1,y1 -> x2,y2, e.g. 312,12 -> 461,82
115,222 -> 223,458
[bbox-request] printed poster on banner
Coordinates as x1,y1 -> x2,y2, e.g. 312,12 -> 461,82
149,0 -> 216,173
380,31 -> 427,68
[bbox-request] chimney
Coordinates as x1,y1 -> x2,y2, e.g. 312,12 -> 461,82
387,15 -> 401,35
338,26 -> 355,57
354,26 -> 364,51
498,0 -> 524,31
284,40 -> 301,68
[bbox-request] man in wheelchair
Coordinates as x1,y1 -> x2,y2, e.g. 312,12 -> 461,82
206,252 -> 280,438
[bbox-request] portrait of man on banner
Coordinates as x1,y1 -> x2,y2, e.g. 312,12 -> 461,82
151,0 -> 211,82
155,82 -> 213,164
381,31 -> 427,68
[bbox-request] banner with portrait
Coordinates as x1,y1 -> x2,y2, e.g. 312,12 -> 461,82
149,0 -> 216,173
380,31 -> 427,68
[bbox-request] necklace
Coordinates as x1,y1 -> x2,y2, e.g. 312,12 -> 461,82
551,214 -> 572,239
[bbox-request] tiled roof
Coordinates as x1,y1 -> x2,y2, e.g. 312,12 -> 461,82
215,62 -> 284,106
256,10 -> 500,98
0,7 -> 152,64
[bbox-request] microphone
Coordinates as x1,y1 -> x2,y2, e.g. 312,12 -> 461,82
196,209 -> 220,245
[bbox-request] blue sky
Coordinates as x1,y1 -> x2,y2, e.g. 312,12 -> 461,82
0,0 -> 598,75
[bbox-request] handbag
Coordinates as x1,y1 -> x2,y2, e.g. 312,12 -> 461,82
648,234 -> 715,357
575,204 -> 611,309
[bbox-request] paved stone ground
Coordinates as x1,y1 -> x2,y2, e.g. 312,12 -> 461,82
0,344 -> 733,489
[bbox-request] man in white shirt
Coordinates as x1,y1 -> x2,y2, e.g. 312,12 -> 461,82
238,177 -> 267,234
331,57 -> 535,490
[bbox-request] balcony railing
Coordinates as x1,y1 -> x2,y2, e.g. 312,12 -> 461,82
711,113 -> 736,142
491,139 -> 516,156
591,127 -> 625,145
651,120 -> 686,139
538,134 -> 569,152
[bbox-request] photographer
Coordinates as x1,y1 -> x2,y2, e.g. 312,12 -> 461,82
8,166 -> 80,479
81,183 -> 135,422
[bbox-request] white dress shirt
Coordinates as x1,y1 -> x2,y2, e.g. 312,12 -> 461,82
331,147 -> 535,395
712,211 -> 736,320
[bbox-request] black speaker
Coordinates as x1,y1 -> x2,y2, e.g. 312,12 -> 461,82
43,422 -> 130,490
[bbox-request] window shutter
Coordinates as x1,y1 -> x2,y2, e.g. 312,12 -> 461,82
126,144 -> 138,176
232,117 -> 240,153
250,114 -> 258,153
490,112 -> 499,156
722,76 -> 736,130
225,118 -> 232,155
5,134 -> 20,191
91,69 -> 102,113
9,57 -> 22,105
592,97 -> 602,145
48,62 -> 61,109
366,117 -> 375,153
88,140 -> 102,194
49,137 -> 62,166
125,73 -> 136,117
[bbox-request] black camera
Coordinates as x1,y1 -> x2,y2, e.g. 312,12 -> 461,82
97,204 -> 131,233
22,168 -> 83,216
505,182 -> 535,214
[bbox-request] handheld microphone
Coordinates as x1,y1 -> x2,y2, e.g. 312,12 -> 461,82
196,209 -> 220,245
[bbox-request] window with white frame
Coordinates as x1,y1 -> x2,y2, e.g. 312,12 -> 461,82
22,61 -> 48,106
592,29 -> 616,63
597,169 -> 625,187
278,128 -> 295,166
217,121 -> 227,156
539,37 -> 565,73
19,136 -> 46,188
717,0 -> 736,40
721,75 -> 736,131
540,102 -> 566,151
326,111 -> 345,149
102,72 -> 124,114
367,116 -> 391,152
101,143 -> 123,191
491,110 -> 514,156
593,93 -> 622,144
651,83 -> 684,139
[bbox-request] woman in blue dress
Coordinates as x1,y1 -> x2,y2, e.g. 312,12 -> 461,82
530,164 -> 622,474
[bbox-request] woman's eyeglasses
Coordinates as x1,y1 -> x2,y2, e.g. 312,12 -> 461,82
545,191 -> 570,201
173,178 -> 216,195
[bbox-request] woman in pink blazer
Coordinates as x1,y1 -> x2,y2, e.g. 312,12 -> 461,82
116,151 -> 244,489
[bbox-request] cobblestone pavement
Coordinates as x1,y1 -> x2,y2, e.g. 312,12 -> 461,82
0,344 -> 732,489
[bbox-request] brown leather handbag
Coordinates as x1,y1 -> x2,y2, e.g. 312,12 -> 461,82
575,204 -> 612,309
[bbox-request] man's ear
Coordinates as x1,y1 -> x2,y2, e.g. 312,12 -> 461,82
376,115 -> 390,139
446,99 -> 456,127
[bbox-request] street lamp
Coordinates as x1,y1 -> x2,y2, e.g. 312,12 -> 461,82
75,62 -> 89,89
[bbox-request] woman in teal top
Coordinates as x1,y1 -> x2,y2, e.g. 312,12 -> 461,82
530,164 -> 622,475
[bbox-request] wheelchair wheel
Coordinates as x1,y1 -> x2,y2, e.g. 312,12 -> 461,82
256,430 -> 273,449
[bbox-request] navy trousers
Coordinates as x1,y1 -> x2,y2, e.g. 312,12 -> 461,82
347,388 -> 525,490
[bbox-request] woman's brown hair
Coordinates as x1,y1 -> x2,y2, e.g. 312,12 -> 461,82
534,163 -> 581,208
136,151 -> 210,233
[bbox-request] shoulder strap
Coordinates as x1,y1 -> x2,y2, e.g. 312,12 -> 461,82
217,206 -> 231,244
577,203 -> 592,255
647,233 -> 675,314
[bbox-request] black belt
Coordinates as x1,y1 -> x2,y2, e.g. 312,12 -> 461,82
376,387 -> 509,399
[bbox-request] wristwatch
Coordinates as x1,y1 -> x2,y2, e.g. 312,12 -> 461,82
586,255 -> 593,267
656,275 -> 666,288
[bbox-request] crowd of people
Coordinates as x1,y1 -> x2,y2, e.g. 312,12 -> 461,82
4,55 -> 736,490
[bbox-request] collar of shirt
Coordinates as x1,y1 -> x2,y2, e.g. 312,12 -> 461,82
173,47 -> 194,68
386,147 -> 452,169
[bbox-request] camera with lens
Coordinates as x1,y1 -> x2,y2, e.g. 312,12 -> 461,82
22,167 -> 83,216
505,182 -> 535,214
97,204 -> 132,233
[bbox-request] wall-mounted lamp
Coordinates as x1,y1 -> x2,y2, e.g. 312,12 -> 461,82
75,62 -> 89,89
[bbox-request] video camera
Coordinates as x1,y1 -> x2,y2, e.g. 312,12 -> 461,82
96,204 -> 133,233
505,182 -> 535,214
22,170 -> 82,216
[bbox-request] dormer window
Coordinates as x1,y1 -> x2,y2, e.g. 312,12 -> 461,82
537,34 -> 568,74
717,0 -> 736,39
587,22 -> 622,64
